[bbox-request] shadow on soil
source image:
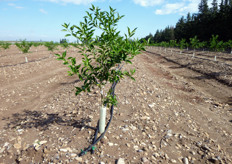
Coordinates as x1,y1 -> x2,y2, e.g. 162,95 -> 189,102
2,110 -> 96,131
145,50 -> 232,87
227,97 -> 232,106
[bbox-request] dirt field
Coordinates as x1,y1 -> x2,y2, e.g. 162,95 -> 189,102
0,46 -> 232,163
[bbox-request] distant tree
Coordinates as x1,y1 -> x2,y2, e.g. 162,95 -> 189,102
211,0 -> 218,13
60,38 -> 68,44
199,0 -> 209,14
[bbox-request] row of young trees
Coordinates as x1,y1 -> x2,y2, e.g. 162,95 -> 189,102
0,41 -> 79,53
142,0 -> 232,44
150,35 -> 232,54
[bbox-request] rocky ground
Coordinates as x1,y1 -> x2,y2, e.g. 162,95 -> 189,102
0,46 -> 232,163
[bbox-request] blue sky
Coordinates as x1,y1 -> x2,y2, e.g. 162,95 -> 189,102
0,0 -> 212,42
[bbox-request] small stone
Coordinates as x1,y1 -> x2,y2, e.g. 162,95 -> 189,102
40,141 -> 47,145
137,149 -> 143,153
70,153 -> 77,157
201,145 -> 211,151
13,143 -> 21,150
170,159 -> 177,163
108,142 -> 114,146
17,129 -> 24,133
153,153 -> 160,158
75,156 -> 82,162
60,148 -> 68,152
54,154 -> 60,160
190,150 -> 196,155
182,157 -> 189,164
130,125 -> 137,131
142,157 -> 149,163
0,147 -> 5,154
3,142 -> 10,147
117,158 -> 125,164
148,103 -> 155,108
134,145 -> 139,150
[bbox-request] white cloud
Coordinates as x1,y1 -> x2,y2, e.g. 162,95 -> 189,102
43,0 -> 102,5
39,8 -> 48,14
8,3 -> 15,6
133,0 -> 164,7
15,6 -> 24,9
8,2 -> 24,9
154,0 -> 214,15
155,3 -> 184,15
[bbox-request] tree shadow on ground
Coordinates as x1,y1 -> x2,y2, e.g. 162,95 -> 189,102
2,110 -> 96,131
227,97 -> 232,106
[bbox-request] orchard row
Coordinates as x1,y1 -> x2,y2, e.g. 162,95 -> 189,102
0,41 -> 78,54
148,35 -> 232,54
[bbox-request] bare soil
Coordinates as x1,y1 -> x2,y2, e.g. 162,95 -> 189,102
0,46 -> 232,163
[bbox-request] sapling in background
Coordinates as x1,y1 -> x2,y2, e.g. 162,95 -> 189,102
60,42 -> 69,50
55,4 -> 145,143
190,36 -> 199,58
199,41 -> 207,51
0,42 -> 11,51
44,41 -> 58,57
169,40 -> 177,54
179,39 -> 186,54
15,40 -> 33,63
210,35 -> 224,61
32,42 -> 41,52
226,40 -> 232,54
15,40 -> 32,54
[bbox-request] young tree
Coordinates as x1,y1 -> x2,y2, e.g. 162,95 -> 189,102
226,40 -> 232,54
44,41 -> 58,56
1,42 -> 11,51
179,39 -> 187,54
210,35 -> 224,61
15,40 -> 32,54
32,42 -> 41,52
169,40 -> 177,54
55,5 -> 145,154
190,36 -> 200,57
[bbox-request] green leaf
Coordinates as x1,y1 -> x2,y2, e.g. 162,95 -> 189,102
62,51 -> 66,58
65,34 -> 71,37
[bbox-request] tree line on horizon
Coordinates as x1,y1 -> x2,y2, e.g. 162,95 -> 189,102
142,0 -> 232,43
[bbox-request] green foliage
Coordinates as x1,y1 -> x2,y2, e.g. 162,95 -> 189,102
190,36 -> 199,50
210,35 -> 224,52
33,42 -> 41,47
143,0 -> 232,44
70,43 -> 79,48
179,39 -> 187,50
44,41 -> 58,52
55,5 -> 145,107
169,40 -> 177,48
1,42 -> 11,50
160,41 -> 169,48
15,40 -> 32,53
60,42 -> 69,49
225,40 -> 232,51
198,41 -> 207,50
60,38 -> 68,44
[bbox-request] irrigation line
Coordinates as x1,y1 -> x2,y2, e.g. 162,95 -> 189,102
79,64 -> 123,156
145,50 -> 232,87
0,56 -> 50,68
180,52 -> 232,67
147,47 -> 232,67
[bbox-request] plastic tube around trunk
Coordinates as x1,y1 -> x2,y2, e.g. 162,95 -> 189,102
99,106 -> 106,134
